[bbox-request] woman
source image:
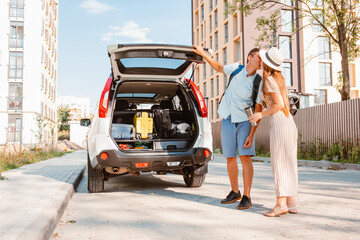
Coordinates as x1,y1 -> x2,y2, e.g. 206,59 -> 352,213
249,47 -> 298,217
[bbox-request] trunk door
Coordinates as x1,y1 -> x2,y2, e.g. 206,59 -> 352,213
108,44 -> 206,81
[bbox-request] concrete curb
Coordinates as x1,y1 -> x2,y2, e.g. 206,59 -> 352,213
213,154 -> 360,171
16,166 -> 85,240
251,156 -> 360,171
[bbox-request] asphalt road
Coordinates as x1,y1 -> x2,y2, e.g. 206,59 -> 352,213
52,155 -> 360,240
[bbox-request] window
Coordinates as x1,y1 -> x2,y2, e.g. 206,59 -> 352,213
233,15 -> 238,36
235,39 -> 241,61
210,36 -> 213,50
283,62 -> 293,86
201,24 -> 203,41
9,52 -> 23,79
7,115 -> 22,142
211,79 -> 214,97
172,95 -> 183,111
216,100 -> 220,118
223,73 -> 227,89
216,76 -> 220,96
279,36 -> 292,59
312,10 -> 324,32
10,0 -> 24,18
224,0 -> 228,18
314,89 -> 327,105
281,10 -> 293,32
223,48 -> 227,65
196,67 -> 200,84
195,13 -> 199,27
9,21 -> 24,48
201,4 -> 204,21
225,22 -> 229,43
203,82 -> 207,97
8,83 -> 23,110
215,11 -> 218,28
319,63 -> 332,86
204,63 -> 207,80
210,0 -> 213,11
349,63 -> 356,87
215,32 -> 218,50
318,37 -> 330,59
210,15 -> 212,32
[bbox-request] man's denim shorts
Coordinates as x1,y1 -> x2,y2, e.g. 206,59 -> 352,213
221,116 -> 255,158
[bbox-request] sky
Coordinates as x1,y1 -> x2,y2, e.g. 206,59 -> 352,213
58,0 -> 192,111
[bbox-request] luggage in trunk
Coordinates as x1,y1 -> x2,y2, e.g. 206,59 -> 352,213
133,112 -> 154,139
153,109 -> 172,138
112,124 -> 136,139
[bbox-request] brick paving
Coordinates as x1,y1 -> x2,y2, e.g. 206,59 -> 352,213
0,150 -> 85,240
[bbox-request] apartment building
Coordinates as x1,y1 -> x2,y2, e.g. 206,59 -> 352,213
301,1 -> 360,105
192,0 -> 359,123
57,96 -> 93,122
0,0 -> 58,146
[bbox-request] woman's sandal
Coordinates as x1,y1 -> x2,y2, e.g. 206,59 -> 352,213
288,207 -> 298,214
264,206 -> 289,217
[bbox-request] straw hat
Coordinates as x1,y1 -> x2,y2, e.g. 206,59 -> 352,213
259,47 -> 284,71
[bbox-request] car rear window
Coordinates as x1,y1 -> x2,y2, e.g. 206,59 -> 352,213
120,58 -> 186,69
117,93 -> 156,98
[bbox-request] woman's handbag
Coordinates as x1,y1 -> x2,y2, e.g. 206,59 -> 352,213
289,96 -> 299,116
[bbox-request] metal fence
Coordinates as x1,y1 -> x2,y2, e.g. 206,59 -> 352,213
211,98 -> 360,151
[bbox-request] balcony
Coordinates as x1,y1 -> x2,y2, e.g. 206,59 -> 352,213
7,130 -> 21,142
10,5 -> 25,18
9,37 -> 24,48
8,97 -> 23,110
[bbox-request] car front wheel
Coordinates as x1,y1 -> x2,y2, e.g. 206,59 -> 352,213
182,166 -> 206,188
87,153 -> 104,193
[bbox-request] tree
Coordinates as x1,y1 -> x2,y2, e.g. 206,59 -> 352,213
230,0 -> 360,100
32,113 -> 47,143
58,105 -> 70,132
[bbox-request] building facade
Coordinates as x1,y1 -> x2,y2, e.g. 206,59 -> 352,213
57,96 -> 93,122
0,0 -> 58,146
191,0 -> 359,123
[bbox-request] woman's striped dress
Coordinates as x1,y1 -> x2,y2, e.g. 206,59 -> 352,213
262,76 -> 298,197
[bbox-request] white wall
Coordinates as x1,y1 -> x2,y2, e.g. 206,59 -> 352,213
70,121 -> 88,148
0,0 -> 9,144
0,0 -> 58,146
301,4 -> 354,106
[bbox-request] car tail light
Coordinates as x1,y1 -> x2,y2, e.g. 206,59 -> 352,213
203,149 -> 210,157
99,77 -> 112,118
135,162 -> 149,168
185,78 -> 207,118
100,152 -> 109,160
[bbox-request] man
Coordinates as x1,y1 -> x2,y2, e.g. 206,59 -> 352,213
193,46 -> 262,210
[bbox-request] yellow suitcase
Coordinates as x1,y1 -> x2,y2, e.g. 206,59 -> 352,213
133,112 -> 154,139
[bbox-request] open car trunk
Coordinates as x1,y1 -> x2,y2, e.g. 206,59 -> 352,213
110,80 -> 199,152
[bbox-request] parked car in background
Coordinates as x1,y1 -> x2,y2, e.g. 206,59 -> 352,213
82,44 -> 213,193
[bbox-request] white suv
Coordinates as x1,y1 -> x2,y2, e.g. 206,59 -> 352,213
82,44 -> 213,193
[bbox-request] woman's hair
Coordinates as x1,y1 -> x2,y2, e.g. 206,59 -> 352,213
262,63 -> 290,117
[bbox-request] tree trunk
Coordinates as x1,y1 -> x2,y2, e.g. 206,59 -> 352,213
338,24 -> 350,101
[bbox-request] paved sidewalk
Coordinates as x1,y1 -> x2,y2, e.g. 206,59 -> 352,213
0,150 -> 86,240
52,154 -> 360,240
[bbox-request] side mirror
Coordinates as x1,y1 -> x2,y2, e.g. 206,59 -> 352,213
80,118 -> 91,127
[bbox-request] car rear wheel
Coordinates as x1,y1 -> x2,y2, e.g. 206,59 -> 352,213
87,153 -> 104,193
183,166 -> 206,188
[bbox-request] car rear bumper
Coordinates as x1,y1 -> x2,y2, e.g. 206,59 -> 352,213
94,148 -> 212,172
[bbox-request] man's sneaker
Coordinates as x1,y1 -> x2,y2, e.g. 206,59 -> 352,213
221,190 -> 241,204
237,195 -> 252,209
